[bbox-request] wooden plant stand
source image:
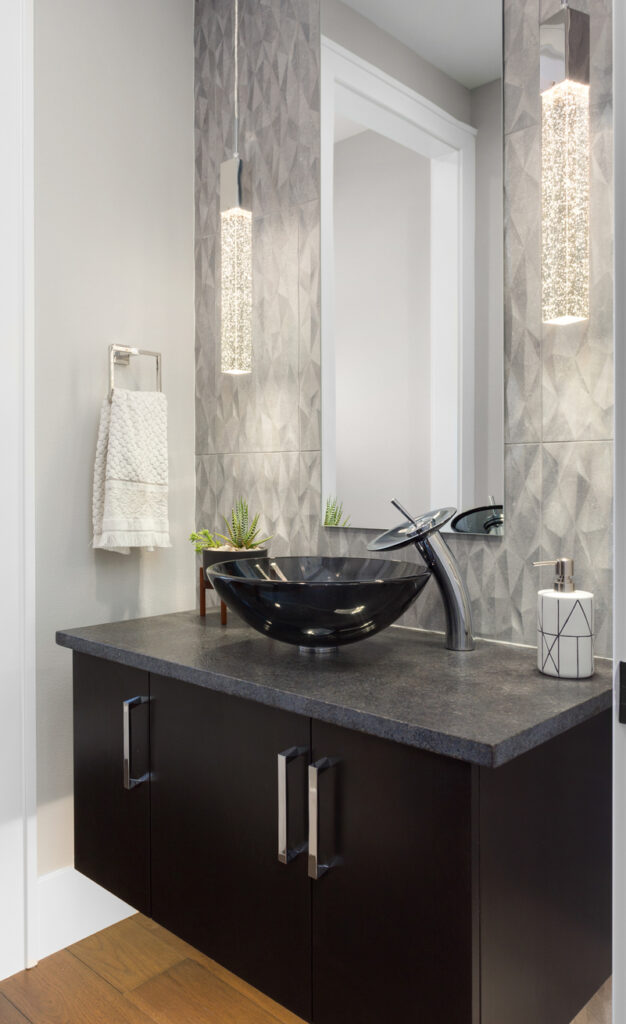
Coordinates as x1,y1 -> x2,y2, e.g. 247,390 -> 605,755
199,567 -> 228,625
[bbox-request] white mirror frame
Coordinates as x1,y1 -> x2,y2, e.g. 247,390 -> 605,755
321,37 -> 480,529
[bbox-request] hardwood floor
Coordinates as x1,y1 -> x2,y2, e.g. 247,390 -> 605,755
0,913 -> 612,1023
571,977 -> 612,1024
0,916 -> 305,1024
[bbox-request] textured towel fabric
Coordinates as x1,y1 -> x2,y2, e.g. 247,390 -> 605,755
93,388 -> 171,554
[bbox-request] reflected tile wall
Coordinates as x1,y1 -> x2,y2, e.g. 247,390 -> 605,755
502,0 -> 613,654
196,0 -> 613,656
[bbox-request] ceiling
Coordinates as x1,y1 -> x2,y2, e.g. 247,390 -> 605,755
339,0 -> 502,90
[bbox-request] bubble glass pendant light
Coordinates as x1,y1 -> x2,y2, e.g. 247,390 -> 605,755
540,2 -> 590,325
220,0 -> 252,374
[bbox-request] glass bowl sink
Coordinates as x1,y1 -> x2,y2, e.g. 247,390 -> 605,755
206,555 -> 430,650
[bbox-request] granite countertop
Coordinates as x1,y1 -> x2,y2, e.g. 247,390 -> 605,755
56,610 -> 612,768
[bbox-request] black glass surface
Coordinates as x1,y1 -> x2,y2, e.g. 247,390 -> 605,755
368,507 -> 456,552
207,556 -> 430,649
451,505 -> 504,536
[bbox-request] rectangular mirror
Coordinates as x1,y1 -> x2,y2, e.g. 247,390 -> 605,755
320,0 -> 504,536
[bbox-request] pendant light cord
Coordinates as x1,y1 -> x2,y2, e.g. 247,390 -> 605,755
233,0 -> 239,157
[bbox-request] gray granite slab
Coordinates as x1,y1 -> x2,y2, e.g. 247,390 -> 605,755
56,611 -> 612,769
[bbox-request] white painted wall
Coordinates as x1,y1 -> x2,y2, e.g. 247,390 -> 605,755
320,0 -> 471,124
0,0 -> 37,982
34,0 -> 195,883
471,79 -> 504,505
333,131 -> 430,529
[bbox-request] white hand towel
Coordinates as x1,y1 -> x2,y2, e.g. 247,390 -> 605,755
93,388 -> 171,554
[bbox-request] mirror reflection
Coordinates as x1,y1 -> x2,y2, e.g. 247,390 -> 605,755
320,0 -> 504,535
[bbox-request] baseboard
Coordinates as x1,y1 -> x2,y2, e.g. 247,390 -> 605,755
37,867 -> 134,962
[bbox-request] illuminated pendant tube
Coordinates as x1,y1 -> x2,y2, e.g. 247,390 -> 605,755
220,156 -> 252,374
540,5 -> 590,325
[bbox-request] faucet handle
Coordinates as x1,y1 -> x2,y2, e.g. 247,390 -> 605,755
368,505 -> 456,552
391,498 -> 418,527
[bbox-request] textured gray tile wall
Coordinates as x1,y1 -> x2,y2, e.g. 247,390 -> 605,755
195,0 -> 320,572
195,0 -> 613,655
500,0 -> 614,656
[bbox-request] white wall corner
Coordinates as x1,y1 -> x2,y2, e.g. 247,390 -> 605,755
37,867 -> 135,962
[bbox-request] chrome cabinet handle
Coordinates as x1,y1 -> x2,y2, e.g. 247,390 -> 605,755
308,757 -> 334,880
122,696 -> 150,790
277,746 -> 307,864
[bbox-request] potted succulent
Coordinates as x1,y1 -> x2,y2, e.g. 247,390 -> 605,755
190,497 -> 272,577
323,495 -> 351,528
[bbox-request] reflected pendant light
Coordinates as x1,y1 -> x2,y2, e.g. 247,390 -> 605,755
540,2 -> 590,325
220,0 -> 252,374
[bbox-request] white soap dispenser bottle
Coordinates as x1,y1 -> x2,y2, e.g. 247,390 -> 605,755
533,557 -> 594,678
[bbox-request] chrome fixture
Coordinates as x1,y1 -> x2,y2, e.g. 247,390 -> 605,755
533,556 -> 576,593
109,344 -> 162,403
540,1 -> 590,324
220,0 -> 252,374
277,746 -> 308,864
368,501 -> 475,652
122,696 -> 151,790
308,758 -> 334,880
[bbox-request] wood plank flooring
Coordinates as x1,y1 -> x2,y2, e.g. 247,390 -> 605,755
571,977 -> 611,1024
0,913 -> 612,1023
0,915 -> 305,1024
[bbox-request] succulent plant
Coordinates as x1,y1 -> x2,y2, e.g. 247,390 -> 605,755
217,498 -> 272,550
189,529 -> 221,552
323,496 -> 351,528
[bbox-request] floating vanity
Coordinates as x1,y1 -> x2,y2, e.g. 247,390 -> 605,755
56,612 -> 611,1024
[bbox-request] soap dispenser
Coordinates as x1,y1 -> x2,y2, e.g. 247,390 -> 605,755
533,558 -> 594,678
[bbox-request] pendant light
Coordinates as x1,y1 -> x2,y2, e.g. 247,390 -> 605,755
220,0 -> 252,374
540,1 -> 590,325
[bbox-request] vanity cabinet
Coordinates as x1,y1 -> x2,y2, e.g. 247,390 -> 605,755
72,651 -> 610,1024
149,672 -> 311,1020
309,719 -> 473,1024
73,654 -> 150,914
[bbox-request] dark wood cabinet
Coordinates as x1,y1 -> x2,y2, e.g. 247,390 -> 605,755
309,720 -> 473,1024
478,710 -> 611,1024
149,673 -> 312,1020
72,653 -> 611,1024
73,653 -> 151,914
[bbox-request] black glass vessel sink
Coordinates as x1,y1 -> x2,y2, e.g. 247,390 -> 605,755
207,556 -> 431,650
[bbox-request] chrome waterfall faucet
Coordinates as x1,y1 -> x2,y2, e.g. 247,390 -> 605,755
368,501 -> 475,652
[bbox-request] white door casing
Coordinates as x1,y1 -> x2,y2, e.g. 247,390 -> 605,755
0,0 -> 37,981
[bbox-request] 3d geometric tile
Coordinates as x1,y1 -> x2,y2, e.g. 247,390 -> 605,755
591,14 -> 614,112
542,322 -> 613,442
196,451 -> 300,557
504,0 -> 539,60
239,0 -> 320,218
495,443 -> 543,645
504,44 -> 540,137
298,200 -> 321,452
504,126 -> 542,442
542,441 -> 612,657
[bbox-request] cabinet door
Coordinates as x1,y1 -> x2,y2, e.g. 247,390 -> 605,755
73,653 -> 150,913
479,710 -> 611,1024
150,674 -> 312,1021
310,719 -> 474,1024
